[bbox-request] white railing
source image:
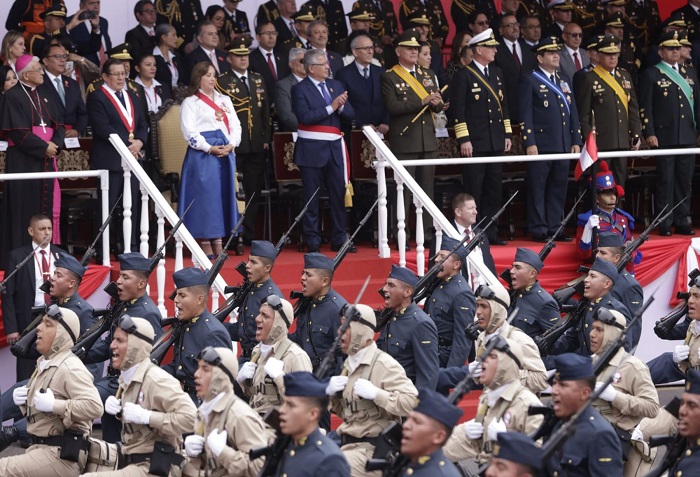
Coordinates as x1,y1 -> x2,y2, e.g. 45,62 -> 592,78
109,134 -> 231,316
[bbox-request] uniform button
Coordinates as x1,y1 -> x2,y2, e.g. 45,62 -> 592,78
306,339 -> 310,342
312,304 -> 316,308
432,299 -> 436,302
290,450 -> 295,457
407,469 -> 413,475
388,334 -> 392,338
178,365 -> 182,370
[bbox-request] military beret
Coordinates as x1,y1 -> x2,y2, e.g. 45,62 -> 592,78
40,4 -> 67,19
108,43 -> 133,60
597,232 -> 624,248
535,36 -> 562,53
685,369 -> 700,395
55,253 -> 86,279
514,247 -> 543,273
591,257 -> 618,283
118,252 -> 151,272
414,388 -> 463,429
304,252 -> 334,271
389,264 -> 418,287
395,28 -> 421,47
173,267 -> 208,289
467,28 -> 499,47
284,371 -> 329,397
440,236 -> 468,261
493,432 -> 543,470
553,353 -> 595,381
250,240 -> 277,260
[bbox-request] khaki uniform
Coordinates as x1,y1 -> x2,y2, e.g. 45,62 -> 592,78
330,342 -> 418,477
443,380 -> 543,463
183,391 -> 274,477
242,338 -> 313,414
475,323 -> 549,393
0,349 -> 103,477
625,406 -> 678,477
679,323 -> 700,374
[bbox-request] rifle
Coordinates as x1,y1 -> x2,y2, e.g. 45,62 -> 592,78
0,236 -> 50,295
81,193 -> 123,265
250,276 -> 371,477
71,201 -> 193,360
500,191 -> 586,293
212,188 -> 319,322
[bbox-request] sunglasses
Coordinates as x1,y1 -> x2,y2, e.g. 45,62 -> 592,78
45,304 -> 77,343
117,314 -> 154,343
198,346 -> 236,384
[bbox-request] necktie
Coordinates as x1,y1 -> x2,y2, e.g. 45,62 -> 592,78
573,51 -> 582,70
511,43 -> 521,71
209,50 -> 220,73
363,66 -> 369,79
465,227 -> 472,242
673,64 -> 678,72
239,75 -> 249,96
54,77 -> 65,106
375,0 -> 382,11
266,52 -> 277,80
319,81 -> 332,105
40,250 -> 51,304
116,90 -> 127,108
550,74 -> 555,84
484,66 -> 489,79
148,29 -> 154,37
98,42 -> 107,66
290,20 -> 297,37
410,70 -> 416,78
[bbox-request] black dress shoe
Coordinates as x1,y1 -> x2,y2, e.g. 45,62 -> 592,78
491,238 -> 508,246
675,226 -> 696,236
0,425 -> 18,452
659,226 -> 672,236
331,243 -> 357,253
554,234 -> 573,242
531,233 -> 548,243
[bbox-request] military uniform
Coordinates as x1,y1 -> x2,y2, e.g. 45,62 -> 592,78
510,281 -> 561,338
305,0 -> 348,52
668,437 -> 700,477
399,0 -> 448,42
572,0 -> 600,36
611,270 -> 643,350
577,208 -> 636,263
378,302 -> 439,390
276,427 -> 350,477
257,0 -> 280,27
352,0 -> 398,44
450,0 -> 498,34
223,8 -> 251,45
424,274 -> 475,368
626,0 -> 660,53
517,0 -> 548,26
57,293 -> 101,381
155,0 -> 203,53
402,449 -> 461,476
647,315 -> 700,385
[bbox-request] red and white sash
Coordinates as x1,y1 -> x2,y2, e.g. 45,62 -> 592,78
296,124 -> 350,186
102,85 -> 135,138
197,92 -> 231,135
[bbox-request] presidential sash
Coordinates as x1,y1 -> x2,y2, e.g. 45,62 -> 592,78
102,85 -> 135,139
197,92 -> 231,135
656,62 -> 695,124
592,65 -> 628,114
532,70 -> 570,115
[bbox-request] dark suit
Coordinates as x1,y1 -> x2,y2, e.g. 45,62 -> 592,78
494,39 -> 536,123
306,0 -> 348,52
452,221 -> 497,276
38,74 -> 88,135
125,24 -> 156,62
257,0 -> 280,27
249,47 -> 290,99
274,73 -> 300,131
558,47 -> 590,86
182,46 -> 232,86
542,21 -> 565,41
335,62 -> 389,128
291,76 -> 354,248
67,16 -> 112,66
325,49 -> 344,78
273,15 -> 296,44
154,52 -> 182,87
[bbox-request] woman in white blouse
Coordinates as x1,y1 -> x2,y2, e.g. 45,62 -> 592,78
179,61 -> 242,258
134,53 -> 171,113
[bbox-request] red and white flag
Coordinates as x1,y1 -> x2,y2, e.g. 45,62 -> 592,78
574,131 -> 598,180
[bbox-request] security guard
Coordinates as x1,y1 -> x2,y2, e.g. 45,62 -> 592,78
237,296 -> 312,414
217,42 -> 271,245
449,28 -> 511,246
518,36 -> 582,243
444,337 -> 544,469
378,265 -> 439,390
640,30 -> 700,237
304,0 -> 348,53
668,369 -> 700,475
291,253 -> 348,372
508,247 -> 561,338
423,236 -> 476,368
0,307 -> 102,476
551,258 -> 631,357
100,316 -> 196,477
164,268 -> 232,405
485,431 -> 543,477
28,4 -> 68,57
183,346 -> 273,477
326,304 -> 418,476
398,0 -> 448,47
589,308 -> 659,471
595,233 -> 643,350
276,372 -> 351,477
401,388 -> 463,477
225,240 -> 282,365
574,34 -> 642,189
351,0 -> 398,51
282,5 -> 316,51
545,353 -> 623,476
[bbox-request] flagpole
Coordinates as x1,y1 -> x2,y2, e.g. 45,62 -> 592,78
590,111 -> 598,259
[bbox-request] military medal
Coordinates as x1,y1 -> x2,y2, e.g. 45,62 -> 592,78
197,92 -> 231,134
215,110 -> 224,121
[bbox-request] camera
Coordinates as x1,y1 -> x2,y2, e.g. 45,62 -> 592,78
78,10 -> 97,20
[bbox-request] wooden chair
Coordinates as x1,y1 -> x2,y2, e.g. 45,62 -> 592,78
150,100 -> 188,209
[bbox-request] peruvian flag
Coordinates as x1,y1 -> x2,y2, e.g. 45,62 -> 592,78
574,131 -> 598,180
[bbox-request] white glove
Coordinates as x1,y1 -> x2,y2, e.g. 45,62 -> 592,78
122,402 -> 153,425
33,388 -> 56,413
631,425 -> 644,442
207,428 -> 228,458
595,381 -> 617,402
325,376 -> 348,395
237,361 -> 257,383
264,358 -> 285,379
581,215 -> 600,244
487,418 -> 507,441
464,419 -> 484,440
104,396 -> 122,415
468,361 -> 482,379
184,435 -> 205,457
353,378 -> 379,400
12,386 -> 28,406
673,344 -> 690,364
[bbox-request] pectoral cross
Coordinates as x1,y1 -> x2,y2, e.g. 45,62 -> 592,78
39,119 -> 47,133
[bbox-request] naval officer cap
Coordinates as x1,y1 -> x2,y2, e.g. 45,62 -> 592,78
467,28 -> 500,47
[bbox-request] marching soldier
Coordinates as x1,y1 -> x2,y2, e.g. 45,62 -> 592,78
326,304 -> 418,476
589,308 -> 659,473
217,41 -> 271,245
423,236 -> 476,368
304,0 -> 348,53
100,316 -> 196,476
291,253 -> 348,372
485,432 -> 543,477
237,296 -> 312,414
450,28 -> 511,246
276,372 -> 351,477
399,0 -> 448,47
183,346 -> 273,477
444,337 -> 544,471
667,369 -> 700,474
164,268 -> 232,405
224,240 -> 282,365
544,353 -> 623,476
508,247 -> 561,338
378,265 -> 439,390
400,388 -> 463,477
0,307 -> 102,476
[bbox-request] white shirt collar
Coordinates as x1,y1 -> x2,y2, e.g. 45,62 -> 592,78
33,242 -> 50,253
472,59 -> 488,75
140,24 -> 154,34
564,44 -> 578,56
258,46 -> 273,56
101,83 -> 122,95
233,70 -> 248,80
662,61 -> 679,70
398,62 -> 416,74
503,38 -> 517,49
200,45 -> 215,55
292,73 -> 305,82
355,60 -> 371,75
135,75 -> 161,89
45,70 -> 60,84
539,66 -> 556,78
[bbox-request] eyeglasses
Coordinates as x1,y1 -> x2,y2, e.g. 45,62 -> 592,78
475,20 -> 489,26
565,32 -> 583,38
198,346 -> 236,384
593,307 -> 625,330
117,314 -> 153,343
48,54 -> 69,60
502,22 -> 519,28
107,72 -> 127,77
311,62 -> 329,66
259,31 -> 279,36
141,8 -> 156,14
353,45 -> 374,51
475,285 -> 509,310
28,68 -> 44,74
264,294 -> 290,327
44,304 -> 78,343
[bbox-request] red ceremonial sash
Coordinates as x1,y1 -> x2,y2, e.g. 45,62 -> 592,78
102,86 -> 135,138
197,92 -> 231,135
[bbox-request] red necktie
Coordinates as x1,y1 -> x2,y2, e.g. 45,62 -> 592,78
40,250 -> 51,304
512,43 -> 521,71
573,51 -> 582,71
267,52 -> 277,81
